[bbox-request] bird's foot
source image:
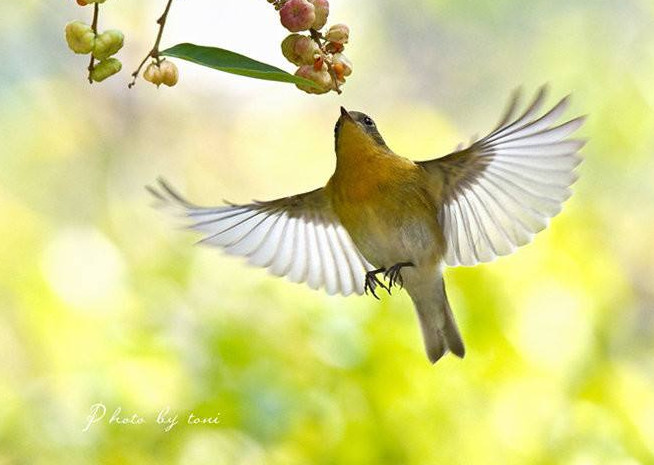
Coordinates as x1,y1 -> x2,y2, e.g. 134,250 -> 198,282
364,268 -> 390,300
384,262 -> 414,292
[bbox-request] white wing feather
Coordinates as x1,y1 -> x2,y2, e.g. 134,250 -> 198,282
149,181 -> 373,295
420,86 -> 586,267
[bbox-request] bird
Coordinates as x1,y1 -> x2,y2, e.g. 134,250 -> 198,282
149,86 -> 586,364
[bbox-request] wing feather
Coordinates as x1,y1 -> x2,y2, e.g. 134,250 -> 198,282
150,180 -> 372,295
270,216 -> 297,276
247,213 -> 286,267
325,223 -> 354,296
419,86 -> 585,266
314,221 -> 339,295
334,225 -> 371,294
305,219 -> 323,290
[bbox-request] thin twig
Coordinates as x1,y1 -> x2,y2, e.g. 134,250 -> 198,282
309,28 -> 342,94
128,0 -> 175,88
87,2 -> 100,84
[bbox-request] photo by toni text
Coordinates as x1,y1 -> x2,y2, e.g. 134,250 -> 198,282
83,403 -> 221,433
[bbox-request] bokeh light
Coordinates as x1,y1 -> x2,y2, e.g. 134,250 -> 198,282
1,0 -> 654,463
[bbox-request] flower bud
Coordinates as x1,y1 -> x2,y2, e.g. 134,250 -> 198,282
90,58 -> 121,82
76,0 -> 88,6
307,0 -> 329,30
331,53 -> 352,78
93,30 -> 124,60
65,21 -> 95,54
325,23 -> 349,44
143,62 -> 163,86
159,60 -> 179,87
279,0 -> 316,33
295,63 -> 332,94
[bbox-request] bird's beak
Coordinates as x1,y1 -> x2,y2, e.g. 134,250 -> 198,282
340,106 -> 354,122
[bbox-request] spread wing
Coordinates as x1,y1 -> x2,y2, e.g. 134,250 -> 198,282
148,179 -> 373,296
418,86 -> 586,266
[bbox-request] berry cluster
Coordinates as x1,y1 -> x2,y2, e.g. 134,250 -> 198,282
269,0 -> 351,94
65,0 -> 124,82
143,60 -> 179,88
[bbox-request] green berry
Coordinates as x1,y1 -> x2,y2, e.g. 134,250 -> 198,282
281,34 -> 303,65
93,30 -> 124,60
90,58 -> 122,82
65,21 -> 95,55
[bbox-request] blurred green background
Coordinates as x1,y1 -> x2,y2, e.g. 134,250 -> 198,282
2,0 -> 654,464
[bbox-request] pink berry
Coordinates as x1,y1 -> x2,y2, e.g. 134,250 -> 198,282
307,0 -> 329,30
280,0 -> 316,33
281,34 -> 319,65
294,35 -> 320,64
295,63 -> 332,94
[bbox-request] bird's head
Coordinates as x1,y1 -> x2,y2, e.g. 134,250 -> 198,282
334,107 -> 388,154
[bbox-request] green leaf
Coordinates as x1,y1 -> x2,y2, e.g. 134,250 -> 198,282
160,43 -> 319,89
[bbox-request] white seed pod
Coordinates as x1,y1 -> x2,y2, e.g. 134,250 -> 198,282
159,61 -> 179,87
143,62 -> 164,86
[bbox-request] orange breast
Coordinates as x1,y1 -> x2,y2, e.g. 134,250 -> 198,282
326,150 -> 445,266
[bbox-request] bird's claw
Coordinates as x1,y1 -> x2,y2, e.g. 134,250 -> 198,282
383,262 -> 414,292
364,269 -> 390,300
384,267 -> 403,290
363,263 -> 413,299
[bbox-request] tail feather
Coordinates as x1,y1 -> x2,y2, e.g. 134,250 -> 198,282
439,280 -> 465,358
406,274 -> 465,363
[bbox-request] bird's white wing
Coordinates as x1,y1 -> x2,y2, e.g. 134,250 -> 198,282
149,180 -> 373,296
418,86 -> 586,266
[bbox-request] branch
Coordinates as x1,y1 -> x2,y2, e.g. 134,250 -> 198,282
128,0 -> 175,88
86,3 -> 100,84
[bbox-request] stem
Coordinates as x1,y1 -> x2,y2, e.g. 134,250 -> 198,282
87,3 -> 100,84
268,0 -> 287,9
128,0 -> 175,88
152,0 -> 174,62
309,28 -> 342,94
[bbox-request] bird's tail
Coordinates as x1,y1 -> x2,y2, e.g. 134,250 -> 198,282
404,271 -> 465,364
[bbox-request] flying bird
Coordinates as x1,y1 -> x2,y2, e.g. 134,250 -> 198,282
149,86 -> 585,363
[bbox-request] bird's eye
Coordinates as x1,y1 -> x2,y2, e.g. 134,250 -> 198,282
362,116 -> 375,127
